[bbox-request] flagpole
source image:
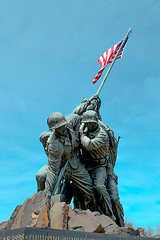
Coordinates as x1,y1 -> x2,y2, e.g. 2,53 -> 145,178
96,28 -> 132,96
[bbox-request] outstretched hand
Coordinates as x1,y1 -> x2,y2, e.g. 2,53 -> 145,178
90,94 -> 98,102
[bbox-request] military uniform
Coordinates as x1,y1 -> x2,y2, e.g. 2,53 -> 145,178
80,110 -> 115,220
107,163 -> 124,226
38,112 -> 96,210
44,126 -> 72,194
72,94 -> 102,120
99,121 -> 124,227
36,131 -> 51,192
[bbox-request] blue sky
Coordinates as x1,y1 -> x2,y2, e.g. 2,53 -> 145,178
0,0 -> 160,229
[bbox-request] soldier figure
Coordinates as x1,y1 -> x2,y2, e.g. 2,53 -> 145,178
43,112 -> 96,210
97,121 -> 124,226
37,94 -> 124,224
80,110 -> 116,221
44,112 -> 71,194
106,163 -> 124,226
73,95 -> 124,225
36,131 -> 51,192
106,132 -> 124,226
72,94 -> 102,120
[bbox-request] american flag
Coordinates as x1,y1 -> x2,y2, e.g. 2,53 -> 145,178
93,37 -> 128,84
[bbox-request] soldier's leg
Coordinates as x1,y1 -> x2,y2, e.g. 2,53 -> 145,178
36,164 -> 48,192
45,151 -> 61,194
91,166 -> 115,220
60,180 -> 74,204
107,174 -> 124,227
60,179 -> 87,209
60,174 -> 86,210
65,162 -> 96,211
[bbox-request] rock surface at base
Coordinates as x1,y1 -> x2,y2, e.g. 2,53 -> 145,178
0,192 -> 146,237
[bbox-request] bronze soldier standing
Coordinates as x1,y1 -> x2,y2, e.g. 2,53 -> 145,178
43,112 -> 96,210
103,126 -> 124,227
36,95 -> 124,223
80,110 -> 116,221
73,95 -> 124,226
36,131 -> 51,192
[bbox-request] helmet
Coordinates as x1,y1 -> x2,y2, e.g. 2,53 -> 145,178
82,110 -> 98,123
39,131 -> 51,143
66,113 -> 80,129
47,112 -> 67,130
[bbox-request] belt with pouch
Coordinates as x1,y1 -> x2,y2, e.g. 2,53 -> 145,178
86,154 -> 109,166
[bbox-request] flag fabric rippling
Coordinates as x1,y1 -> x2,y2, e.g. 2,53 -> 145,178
93,37 -> 128,84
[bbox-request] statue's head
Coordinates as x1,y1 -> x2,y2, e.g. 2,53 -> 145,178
47,112 -> 67,134
81,110 -> 98,132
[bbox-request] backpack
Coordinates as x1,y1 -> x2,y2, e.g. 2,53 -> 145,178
98,120 -> 118,167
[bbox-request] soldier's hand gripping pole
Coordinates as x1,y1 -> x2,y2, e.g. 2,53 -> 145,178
96,28 -> 132,96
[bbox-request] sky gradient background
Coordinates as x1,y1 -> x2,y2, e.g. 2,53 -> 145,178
0,0 -> 160,229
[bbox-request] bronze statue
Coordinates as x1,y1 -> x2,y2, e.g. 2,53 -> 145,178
98,122 -> 124,227
79,110 -> 115,221
36,131 -> 51,192
37,94 -> 124,226
37,112 -> 96,211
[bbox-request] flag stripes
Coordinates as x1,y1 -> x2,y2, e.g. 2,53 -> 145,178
93,37 -> 128,84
